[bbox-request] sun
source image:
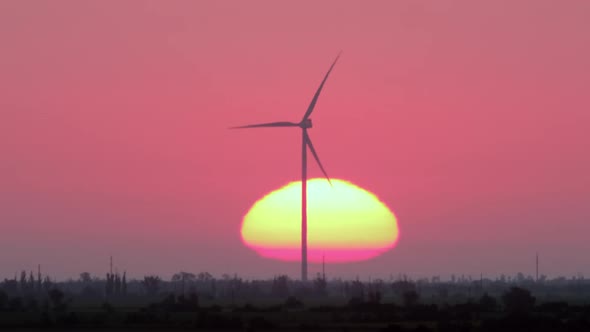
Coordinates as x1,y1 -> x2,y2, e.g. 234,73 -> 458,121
241,178 -> 399,263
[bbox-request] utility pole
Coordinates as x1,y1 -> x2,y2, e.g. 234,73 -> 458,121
110,256 -> 113,275
322,254 -> 326,281
37,264 -> 42,292
536,252 -> 539,282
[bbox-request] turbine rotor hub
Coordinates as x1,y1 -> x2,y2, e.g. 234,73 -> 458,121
300,118 -> 313,129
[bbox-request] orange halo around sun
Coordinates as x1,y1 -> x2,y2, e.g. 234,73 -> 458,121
241,179 -> 399,263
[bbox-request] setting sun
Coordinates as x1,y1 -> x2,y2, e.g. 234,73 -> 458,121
241,179 -> 399,263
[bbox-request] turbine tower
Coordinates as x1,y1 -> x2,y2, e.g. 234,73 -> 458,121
231,53 -> 340,282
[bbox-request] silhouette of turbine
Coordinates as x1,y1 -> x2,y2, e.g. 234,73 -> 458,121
231,53 -> 341,282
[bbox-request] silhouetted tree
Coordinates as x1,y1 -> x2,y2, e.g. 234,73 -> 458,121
392,280 -> 416,299
479,292 -> 498,312
19,271 -> 27,292
438,286 -> 449,302
143,276 -> 161,296
105,273 -> 113,296
349,279 -> 365,300
25,297 -> 39,313
403,290 -> 420,308
79,272 -> 91,283
42,276 -> 52,291
368,290 -> 382,304
197,272 -> 213,282
502,287 -> 535,313
0,290 -> 7,310
284,296 -> 303,309
122,272 -> 127,295
48,288 -> 67,312
271,275 -> 289,297
36,269 -> 42,293
186,292 -> 199,310
8,297 -> 24,312
81,285 -> 99,298
114,273 -> 121,294
2,278 -> 18,294
172,271 -> 196,295
102,301 -> 115,315
28,271 -> 35,291
368,279 -> 384,304
313,273 -> 327,296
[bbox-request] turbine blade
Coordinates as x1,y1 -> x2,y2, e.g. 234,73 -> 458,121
229,121 -> 299,129
304,130 -> 332,186
302,52 -> 342,121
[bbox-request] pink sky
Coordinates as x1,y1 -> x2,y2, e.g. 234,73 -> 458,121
1,0 -> 589,280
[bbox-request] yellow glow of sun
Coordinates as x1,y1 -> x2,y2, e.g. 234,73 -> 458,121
241,178 -> 399,263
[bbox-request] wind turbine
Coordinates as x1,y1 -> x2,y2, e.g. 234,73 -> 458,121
231,53 -> 341,282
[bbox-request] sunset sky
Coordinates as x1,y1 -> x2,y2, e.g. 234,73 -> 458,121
1,1 -> 589,280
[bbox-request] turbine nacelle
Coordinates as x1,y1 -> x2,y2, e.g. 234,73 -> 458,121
300,118 -> 312,129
